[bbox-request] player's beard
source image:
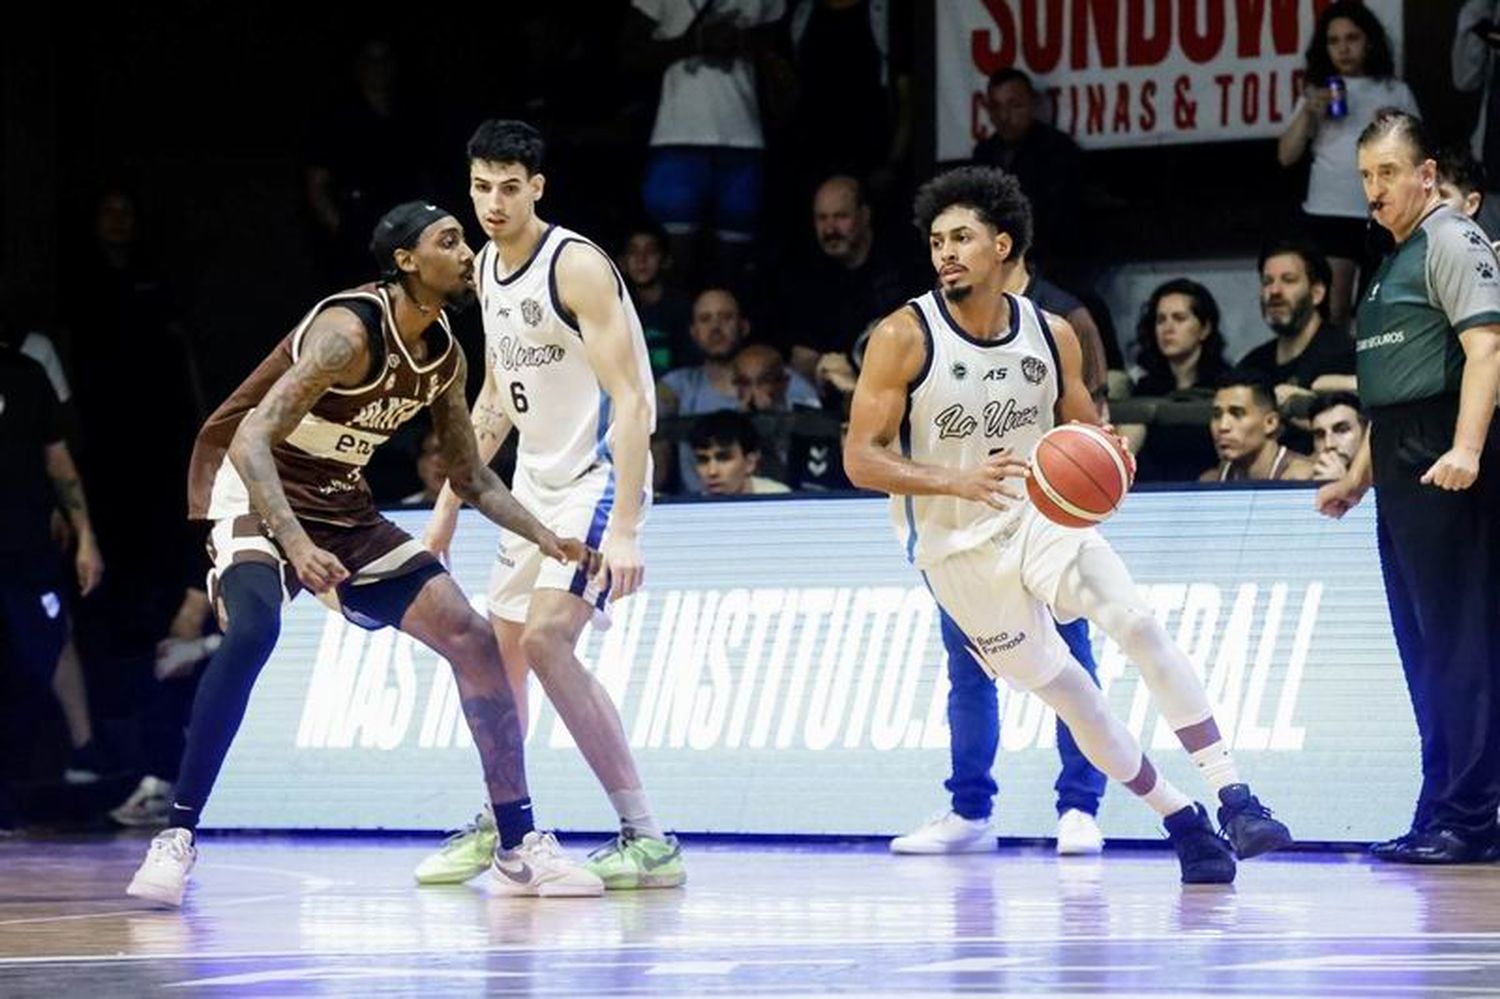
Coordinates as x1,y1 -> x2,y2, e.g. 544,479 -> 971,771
942,284 -> 973,303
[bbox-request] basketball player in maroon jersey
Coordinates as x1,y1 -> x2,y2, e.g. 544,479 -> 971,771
126,202 -> 604,906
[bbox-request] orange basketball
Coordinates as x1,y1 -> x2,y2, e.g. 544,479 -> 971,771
1026,424 -> 1135,528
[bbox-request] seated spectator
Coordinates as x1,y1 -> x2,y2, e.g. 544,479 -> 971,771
783,175 -> 912,386
1240,239 -> 1357,451
1308,391 -> 1368,481
731,343 -> 829,486
1009,251 -> 1111,408
972,68 -> 1083,277
1122,278 -> 1227,482
1437,145 -> 1497,247
1201,372 -> 1316,482
1132,279 -> 1231,396
688,410 -> 790,496
659,288 -> 819,492
400,430 -> 446,506
619,222 -> 692,376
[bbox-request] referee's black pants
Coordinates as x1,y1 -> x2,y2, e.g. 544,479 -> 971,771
1371,396 -> 1500,841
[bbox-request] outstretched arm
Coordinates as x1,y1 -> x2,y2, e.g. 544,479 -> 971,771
424,358 -> 513,558
843,308 -> 1027,508
229,309 -> 369,592
429,350 -> 582,565
561,241 -> 654,600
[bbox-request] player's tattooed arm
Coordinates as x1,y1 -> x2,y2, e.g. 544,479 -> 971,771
470,361 -> 514,459
229,309 -> 369,556
431,350 -> 575,561
844,308 -> 1027,510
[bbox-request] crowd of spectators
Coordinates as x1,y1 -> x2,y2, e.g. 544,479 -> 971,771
2,1 -> 1495,833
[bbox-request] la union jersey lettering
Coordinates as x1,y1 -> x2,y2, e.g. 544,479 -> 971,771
909,292 -> 1055,459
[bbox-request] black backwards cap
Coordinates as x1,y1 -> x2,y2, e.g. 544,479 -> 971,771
370,201 -> 453,280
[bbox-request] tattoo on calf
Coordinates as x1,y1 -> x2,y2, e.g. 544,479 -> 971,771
458,688 -> 528,801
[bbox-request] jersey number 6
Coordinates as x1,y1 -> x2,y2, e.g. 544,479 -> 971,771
509,381 -> 529,413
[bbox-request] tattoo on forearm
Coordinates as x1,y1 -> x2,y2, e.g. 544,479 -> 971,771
457,688 -> 528,801
49,475 -> 86,513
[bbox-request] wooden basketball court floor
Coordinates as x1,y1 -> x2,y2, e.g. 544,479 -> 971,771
1,832 -> 1498,997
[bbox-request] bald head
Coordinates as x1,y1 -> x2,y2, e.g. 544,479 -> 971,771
732,344 -> 792,412
813,175 -> 872,267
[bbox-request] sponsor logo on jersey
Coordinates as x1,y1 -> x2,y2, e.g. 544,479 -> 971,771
1476,258 -> 1496,281
1465,228 -> 1490,249
387,353 -> 401,369
349,396 -> 426,431
491,334 -> 565,372
1021,356 -> 1048,384
951,361 -> 968,380
973,630 -> 1026,657
983,368 -> 1008,381
1357,330 -> 1406,352
521,298 -> 544,327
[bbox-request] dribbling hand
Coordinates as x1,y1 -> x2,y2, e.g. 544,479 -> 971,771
953,449 -> 1028,511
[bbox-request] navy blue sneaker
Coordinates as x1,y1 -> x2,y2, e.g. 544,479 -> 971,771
1216,784 -> 1292,859
1165,804 -> 1236,884
1380,828 -> 1498,865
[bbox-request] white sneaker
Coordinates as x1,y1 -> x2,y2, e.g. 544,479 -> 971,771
126,828 -> 197,907
490,830 -> 605,897
111,776 -> 174,828
890,812 -> 995,855
1056,809 -> 1105,856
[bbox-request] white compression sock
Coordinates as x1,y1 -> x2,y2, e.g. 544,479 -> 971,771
1190,742 -> 1241,793
607,788 -> 663,840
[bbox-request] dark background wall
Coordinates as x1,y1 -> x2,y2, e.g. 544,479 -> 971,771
0,1 -> 1479,400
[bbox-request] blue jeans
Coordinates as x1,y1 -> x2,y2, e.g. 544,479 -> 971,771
940,611 -> 1108,821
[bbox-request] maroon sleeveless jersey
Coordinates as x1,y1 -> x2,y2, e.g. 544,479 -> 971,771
187,284 -> 461,527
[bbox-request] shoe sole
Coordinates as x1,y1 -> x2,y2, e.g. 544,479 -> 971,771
890,840 -> 996,855
1056,842 -> 1104,856
126,875 -> 187,908
1181,866 -> 1237,885
598,871 -> 688,890
414,866 -> 489,886
1232,827 -> 1293,860
489,877 -> 605,898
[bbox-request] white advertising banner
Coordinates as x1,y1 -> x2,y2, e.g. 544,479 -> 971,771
209,489 -> 1412,843
936,0 -> 1404,157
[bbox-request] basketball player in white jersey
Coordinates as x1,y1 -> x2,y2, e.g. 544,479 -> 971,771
414,120 -> 684,890
845,166 -> 1293,883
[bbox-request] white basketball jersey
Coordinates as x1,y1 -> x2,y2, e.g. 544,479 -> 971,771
476,225 -> 656,491
893,290 -> 1061,567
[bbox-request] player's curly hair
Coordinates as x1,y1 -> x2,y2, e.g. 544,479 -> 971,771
467,119 -> 545,175
912,166 -> 1032,261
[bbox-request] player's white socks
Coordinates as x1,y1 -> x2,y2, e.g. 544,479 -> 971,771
608,788 -> 663,841
1190,742 -> 1242,793
1136,764 -> 1194,818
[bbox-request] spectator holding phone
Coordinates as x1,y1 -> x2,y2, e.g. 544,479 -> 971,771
1279,2 -> 1416,325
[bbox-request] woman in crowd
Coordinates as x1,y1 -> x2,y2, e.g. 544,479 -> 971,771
1122,278 -> 1228,482
1277,1 -> 1417,325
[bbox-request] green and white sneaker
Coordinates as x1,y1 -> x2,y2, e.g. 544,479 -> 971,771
414,806 -> 497,885
585,830 -> 687,890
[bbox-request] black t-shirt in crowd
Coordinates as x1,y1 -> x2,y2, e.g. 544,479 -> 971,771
782,240 -> 915,357
0,346 -> 63,556
1237,321 -> 1356,388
